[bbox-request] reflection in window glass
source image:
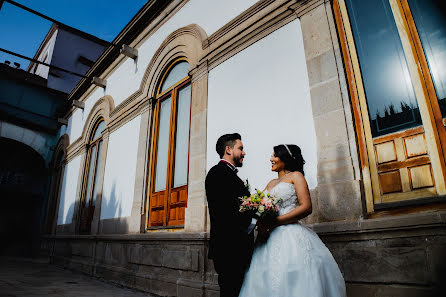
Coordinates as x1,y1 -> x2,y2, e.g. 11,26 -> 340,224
160,61 -> 189,93
173,85 -> 191,188
154,97 -> 172,192
408,0 -> 446,117
346,0 -> 422,137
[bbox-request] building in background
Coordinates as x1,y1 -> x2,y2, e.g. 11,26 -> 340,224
21,0 -> 446,296
0,20 -> 107,256
27,23 -> 108,94
0,62 -> 67,255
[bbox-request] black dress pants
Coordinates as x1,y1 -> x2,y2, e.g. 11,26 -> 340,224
213,257 -> 249,297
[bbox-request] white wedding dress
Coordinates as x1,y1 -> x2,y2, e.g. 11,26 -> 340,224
239,182 -> 346,297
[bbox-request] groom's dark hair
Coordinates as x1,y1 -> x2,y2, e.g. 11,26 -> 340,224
216,133 -> 242,158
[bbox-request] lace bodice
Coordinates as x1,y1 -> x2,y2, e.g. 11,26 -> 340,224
268,182 -> 298,216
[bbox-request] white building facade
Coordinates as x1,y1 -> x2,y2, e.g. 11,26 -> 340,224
42,1 -> 446,296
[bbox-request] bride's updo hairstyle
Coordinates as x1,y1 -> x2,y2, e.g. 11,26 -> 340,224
273,144 -> 305,175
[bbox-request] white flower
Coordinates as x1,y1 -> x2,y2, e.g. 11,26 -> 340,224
258,205 -> 265,213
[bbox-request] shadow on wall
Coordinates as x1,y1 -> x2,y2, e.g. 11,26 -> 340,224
98,182 -> 129,234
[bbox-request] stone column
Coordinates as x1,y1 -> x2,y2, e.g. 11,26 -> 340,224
300,1 -> 363,221
130,101 -> 152,233
184,63 -> 209,232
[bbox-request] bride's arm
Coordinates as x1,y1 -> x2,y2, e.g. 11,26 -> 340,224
275,172 -> 312,226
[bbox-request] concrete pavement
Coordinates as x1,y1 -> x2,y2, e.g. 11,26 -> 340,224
0,257 -> 156,297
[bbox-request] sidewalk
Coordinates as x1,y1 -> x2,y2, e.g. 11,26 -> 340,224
0,257 -> 155,297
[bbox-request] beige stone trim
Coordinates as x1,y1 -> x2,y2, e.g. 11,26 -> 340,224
300,1 -> 364,221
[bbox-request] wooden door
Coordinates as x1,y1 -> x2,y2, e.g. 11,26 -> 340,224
334,0 -> 446,211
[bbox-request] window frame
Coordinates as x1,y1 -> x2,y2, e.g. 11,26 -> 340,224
78,118 -> 104,233
333,0 -> 446,212
147,58 -> 192,229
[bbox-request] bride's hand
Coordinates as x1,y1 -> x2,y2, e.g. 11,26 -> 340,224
257,217 -> 277,233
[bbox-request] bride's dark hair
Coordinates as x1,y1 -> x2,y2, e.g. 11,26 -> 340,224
273,144 -> 305,175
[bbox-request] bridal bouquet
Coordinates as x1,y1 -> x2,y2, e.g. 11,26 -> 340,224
239,189 -> 282,218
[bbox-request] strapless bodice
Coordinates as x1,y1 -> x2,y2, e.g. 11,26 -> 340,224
267,182 -> 298,216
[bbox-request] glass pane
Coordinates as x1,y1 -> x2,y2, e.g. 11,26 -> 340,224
408,0 -> 446,117
173,84 -> 191,188
154,97 -> 172,192
91,141 -> 102,206
84,145 -> 97,206
160,61 -> 189,93
346,0 -> 422,137
91,120 -> 105,141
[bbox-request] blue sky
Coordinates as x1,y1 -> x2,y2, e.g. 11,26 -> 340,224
0,0 -> 147,68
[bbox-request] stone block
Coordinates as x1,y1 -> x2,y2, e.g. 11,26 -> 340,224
191,76 -> 208,115
314,109 -> 350,149
427,244 -> 446,285
163,249 -> 199,271
317,143 -> 352,164
300,4 -> 333,61
205,290 -> 220,297
318,163 -> 355,185
341,247 -> 429,285
189,155 -> 207,185
360,212 -> 443,231
131,246 -> 163,267
189,135 -> 206,158
185,205 -> 207,232
376,284 -> 434,297
317,179 -> 362,221
306,50 -> 338,87
310,78 -> 343,117
190,112 -> 206,139
150,278 -> 177,297
346,283 -> 376,297
71,241 -> 94,258
177,279 -> 205,297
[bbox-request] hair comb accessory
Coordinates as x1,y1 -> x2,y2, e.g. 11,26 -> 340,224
284,144 -> 295,159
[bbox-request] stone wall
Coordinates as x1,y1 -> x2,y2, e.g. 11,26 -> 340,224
43,210 -> 446,297
314,211 -> 446,297
42,233 -> 219,297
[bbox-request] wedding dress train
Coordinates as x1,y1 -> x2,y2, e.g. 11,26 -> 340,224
239,182 -> 346,297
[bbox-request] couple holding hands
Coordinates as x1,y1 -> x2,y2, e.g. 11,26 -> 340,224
205,133 -> 346,297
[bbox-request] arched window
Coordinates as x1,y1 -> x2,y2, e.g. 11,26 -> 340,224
79,119 -> 105,233
149,59 -> 192,228
45,150 -> 65,234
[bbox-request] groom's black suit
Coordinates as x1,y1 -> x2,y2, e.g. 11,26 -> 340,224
205,161 -> 254,297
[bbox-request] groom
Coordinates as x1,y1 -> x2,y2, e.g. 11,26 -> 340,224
205,133 -> 256,297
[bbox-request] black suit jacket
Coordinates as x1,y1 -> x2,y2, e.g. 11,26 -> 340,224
205,161 -> 254,262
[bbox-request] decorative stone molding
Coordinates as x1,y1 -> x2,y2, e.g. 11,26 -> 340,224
66,95 -> 115,161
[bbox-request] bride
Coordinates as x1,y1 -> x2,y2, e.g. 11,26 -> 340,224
239,144 -> 346,297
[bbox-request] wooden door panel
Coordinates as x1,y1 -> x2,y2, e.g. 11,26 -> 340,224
374,127 -> 437,203
378,170 -> 403,194
408,164 -> 434,189
149,191 -> 167,226
404,134 -> 428,158
167,186 -> 187,226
